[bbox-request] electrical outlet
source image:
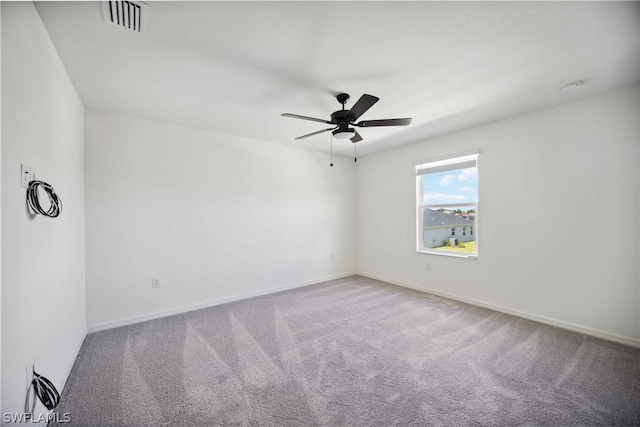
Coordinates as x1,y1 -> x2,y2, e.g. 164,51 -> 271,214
151,278 -> 160,288
26,356 -> 35,389
426,262 -> 432,270
21,164 -> 32,188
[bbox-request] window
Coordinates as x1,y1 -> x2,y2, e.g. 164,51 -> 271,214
416,151 -> 478,258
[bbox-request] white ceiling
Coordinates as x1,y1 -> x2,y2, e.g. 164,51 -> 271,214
35,1 -> 639,157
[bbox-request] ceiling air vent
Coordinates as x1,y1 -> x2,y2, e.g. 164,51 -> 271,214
102,1 -> 147,35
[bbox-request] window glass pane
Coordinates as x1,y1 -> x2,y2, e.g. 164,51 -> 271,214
422,205 -> 476,254
417,154 -> 478,258
421,166 -> 478,205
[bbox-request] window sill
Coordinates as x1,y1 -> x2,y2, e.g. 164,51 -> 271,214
417,249 -> 478,259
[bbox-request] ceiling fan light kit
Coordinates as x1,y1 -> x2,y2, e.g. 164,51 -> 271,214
332,128 -> 355,139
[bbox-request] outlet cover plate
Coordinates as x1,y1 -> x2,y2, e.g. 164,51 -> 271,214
21,164 -> 32,188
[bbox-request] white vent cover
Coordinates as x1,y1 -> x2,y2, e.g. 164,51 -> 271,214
102,1 -> 147,35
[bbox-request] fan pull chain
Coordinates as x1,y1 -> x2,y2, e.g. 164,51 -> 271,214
330,134 -> 334,167
354,143 -> 357,163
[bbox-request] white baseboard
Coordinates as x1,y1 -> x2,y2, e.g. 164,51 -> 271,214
87,272 -> 357,333
87,270 -> 639,348
359,272 -> 640,349
59,329 -> 87,389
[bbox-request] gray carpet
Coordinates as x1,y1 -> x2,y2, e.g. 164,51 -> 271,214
53,275 -> 640,426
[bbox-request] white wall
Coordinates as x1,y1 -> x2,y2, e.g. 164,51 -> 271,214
0,3 -> 4,413
357,86 -> 640,346
85,110 -> 356,330
1,1 -> 86,419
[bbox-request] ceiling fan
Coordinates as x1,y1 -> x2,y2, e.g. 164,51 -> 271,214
281,93 -> 412,143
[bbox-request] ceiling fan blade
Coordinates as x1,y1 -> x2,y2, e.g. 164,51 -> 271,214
282,113 -> 332,124
346,94 -> 379,121
294,127 -> 336,140
356,118 -> 412,127
350,130 -> 363,143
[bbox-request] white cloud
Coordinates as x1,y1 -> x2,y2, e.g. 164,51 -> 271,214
457,167 -> 477,182
424,192 -> 467,203
458,187 -> 472,192
438,174 -> 456,186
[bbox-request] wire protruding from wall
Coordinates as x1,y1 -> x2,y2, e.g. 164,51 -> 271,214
26,180 -> 62,218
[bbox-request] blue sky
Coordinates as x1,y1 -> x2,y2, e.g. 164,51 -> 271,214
421,166 -> 478,207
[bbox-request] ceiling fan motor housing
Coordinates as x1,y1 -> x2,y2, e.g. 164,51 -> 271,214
330,110 -> 351,124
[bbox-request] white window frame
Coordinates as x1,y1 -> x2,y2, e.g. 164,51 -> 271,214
415,151 -> 479,259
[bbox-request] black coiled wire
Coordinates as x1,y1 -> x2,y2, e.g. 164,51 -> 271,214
26,180 -> 62,218
25,370 -> 60,414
